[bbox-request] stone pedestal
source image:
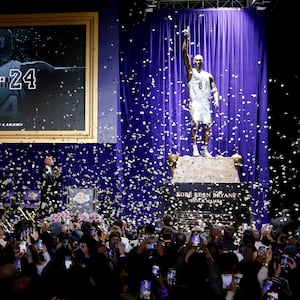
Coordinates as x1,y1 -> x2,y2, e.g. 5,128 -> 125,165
163,155 -> 250,228
172,155 -> 240,183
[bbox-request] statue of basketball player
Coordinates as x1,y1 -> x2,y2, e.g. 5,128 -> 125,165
182,27 -> 219,157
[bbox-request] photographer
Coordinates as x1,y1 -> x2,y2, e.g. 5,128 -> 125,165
182,230 -> 225,300
107,231 -> 129,296
258,246 -> 294,300
126,231 -> 168,299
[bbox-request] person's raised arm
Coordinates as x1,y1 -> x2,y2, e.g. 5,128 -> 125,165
182,27 -> 192,78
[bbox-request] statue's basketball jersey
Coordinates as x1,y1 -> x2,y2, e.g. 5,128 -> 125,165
188,68 -> 212,124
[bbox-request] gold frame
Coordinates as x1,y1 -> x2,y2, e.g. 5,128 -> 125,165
0,12 -> 98,143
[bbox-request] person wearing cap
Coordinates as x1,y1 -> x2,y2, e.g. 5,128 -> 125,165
270,209 -> 297,235
182,26 -> 219,157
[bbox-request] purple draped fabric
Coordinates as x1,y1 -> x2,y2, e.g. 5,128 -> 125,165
119,8 -> 269,226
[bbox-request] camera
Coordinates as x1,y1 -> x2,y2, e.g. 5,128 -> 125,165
192,234 -> 201,247
146,242 -> 157,250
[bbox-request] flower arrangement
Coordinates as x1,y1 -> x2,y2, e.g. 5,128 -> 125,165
46,210 -> 108,232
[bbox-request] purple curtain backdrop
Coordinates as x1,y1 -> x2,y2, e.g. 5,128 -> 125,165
0,8 -> 269,229
119,8 -> 269,227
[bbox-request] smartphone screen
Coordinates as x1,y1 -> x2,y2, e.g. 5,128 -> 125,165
280,255 -> 288,266
263,279 -> 273,293
152,264 -> 160,279
38,239 -> 44,250
21,230 -> 27,239
280,254 -> 289,272
146,242 -> 157,250
139,280 -> 151,300
167,268 -> 176,286
258,245 -> 268,256
221,274 -> 233,289
192,234 -> 200,246
234,273 -> 243,287
109,249 -> 114,258
14,258 -> 22,272
19,241 -> 27,253
64,256 -> 72,269
267,292 -> 278,300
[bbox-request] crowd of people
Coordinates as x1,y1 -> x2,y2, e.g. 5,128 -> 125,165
0,210 -> 299,300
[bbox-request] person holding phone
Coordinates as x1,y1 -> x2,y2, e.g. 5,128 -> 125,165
124,228 -> 167,297
224,274 -> 239,300
107,231 -> 127,262
107,225 -> 133,254
183,232 -> 224,299
26,243 -> 51,276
